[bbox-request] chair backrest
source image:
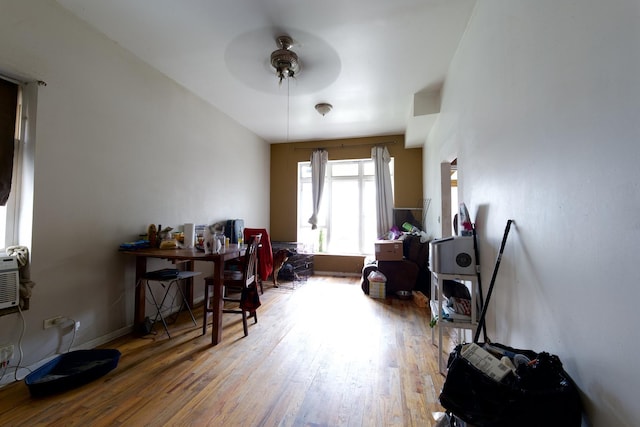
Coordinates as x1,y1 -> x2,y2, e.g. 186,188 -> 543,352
242,234 -> 262,288
243,227 -> 273,281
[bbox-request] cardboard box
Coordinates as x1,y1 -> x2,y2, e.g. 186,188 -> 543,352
374,240 -> 403,261
369,280 -> 386,299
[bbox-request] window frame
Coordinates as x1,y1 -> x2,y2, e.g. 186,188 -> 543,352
297,157 -> 393,255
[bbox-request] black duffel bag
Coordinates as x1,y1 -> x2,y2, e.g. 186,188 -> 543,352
439,342 -> 582,427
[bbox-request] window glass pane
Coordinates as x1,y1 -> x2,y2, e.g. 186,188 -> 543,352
328,180 -> 359,253
298,181 -> 313,228
331,162 -> 358,176
297,227 -> 318,253
362,180 -> 377,251
300,163 -> 312,178
363,161 -> 375,176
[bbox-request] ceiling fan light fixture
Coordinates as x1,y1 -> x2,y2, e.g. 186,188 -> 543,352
270,35 -> 300,83
315,103 -> 333,116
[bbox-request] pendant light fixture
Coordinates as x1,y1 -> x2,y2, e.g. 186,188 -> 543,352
315,103 -> 333,116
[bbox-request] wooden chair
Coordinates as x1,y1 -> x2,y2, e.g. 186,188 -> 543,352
242,227 -> 273,294
204,234 -> 262,337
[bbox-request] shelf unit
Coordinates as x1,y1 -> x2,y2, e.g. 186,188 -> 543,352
430,271 -> 478,375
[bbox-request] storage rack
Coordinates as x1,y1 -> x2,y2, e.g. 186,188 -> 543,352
430,272 -> 478,375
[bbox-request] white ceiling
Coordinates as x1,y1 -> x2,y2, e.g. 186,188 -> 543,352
55,0 -> 476,146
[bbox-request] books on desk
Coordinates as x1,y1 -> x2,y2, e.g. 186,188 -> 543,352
118,240 -> 150,251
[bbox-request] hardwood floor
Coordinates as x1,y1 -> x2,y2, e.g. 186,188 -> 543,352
0,276 -> 451,426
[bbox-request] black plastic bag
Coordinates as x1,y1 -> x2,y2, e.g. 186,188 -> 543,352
439,343 -> 582,427
239,283 -> 261,312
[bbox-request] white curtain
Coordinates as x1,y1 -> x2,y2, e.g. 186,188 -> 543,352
372,146 -> 393,239
308,149 -> 328,230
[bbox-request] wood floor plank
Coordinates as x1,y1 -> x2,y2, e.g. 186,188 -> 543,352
0,276 -> 452,426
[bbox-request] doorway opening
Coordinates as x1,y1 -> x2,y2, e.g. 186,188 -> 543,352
440,159 -> 458,237
450,159 -> 458,234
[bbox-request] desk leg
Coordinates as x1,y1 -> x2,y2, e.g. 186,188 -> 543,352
185,260 -> 195,307
211,259 -> 223,345
134,256 -> 148,330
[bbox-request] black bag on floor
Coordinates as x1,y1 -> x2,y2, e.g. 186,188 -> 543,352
439,342 -> 582,427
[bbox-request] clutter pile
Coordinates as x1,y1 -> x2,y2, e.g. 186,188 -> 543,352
437,220 -> 582,426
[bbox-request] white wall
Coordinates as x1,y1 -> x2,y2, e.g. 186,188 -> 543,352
0,0 -> 269,379
425,1 -> 640,425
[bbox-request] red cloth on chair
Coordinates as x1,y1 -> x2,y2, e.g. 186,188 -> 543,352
244,228 -> 273,281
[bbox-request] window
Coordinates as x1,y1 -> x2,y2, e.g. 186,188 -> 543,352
0,77 -> 35,253
297,158 -> 394,255
0,78 -> 19,252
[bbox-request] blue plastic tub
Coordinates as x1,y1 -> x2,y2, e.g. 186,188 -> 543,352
25,349 -> 121,397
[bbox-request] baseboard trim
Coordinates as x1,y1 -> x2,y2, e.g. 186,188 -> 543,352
313,271 -> 361,278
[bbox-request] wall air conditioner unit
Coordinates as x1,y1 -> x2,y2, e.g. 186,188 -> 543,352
0,256 -> 20,310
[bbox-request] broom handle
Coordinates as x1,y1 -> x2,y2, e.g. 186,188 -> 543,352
473,219 -> 514,343
472,225 -> 488,343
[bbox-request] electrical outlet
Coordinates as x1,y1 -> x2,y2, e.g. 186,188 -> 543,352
0,344 -> 14,364
43,316 -> 64,329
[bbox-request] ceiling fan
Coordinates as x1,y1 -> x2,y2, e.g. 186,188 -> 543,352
224,28 -> 341,96
270,35 -> 300,83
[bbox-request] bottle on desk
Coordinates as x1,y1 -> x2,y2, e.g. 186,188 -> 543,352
148,224 -> 157,247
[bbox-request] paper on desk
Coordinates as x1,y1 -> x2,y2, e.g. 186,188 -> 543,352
461,343 -> 512,381
184,223 -> 195,248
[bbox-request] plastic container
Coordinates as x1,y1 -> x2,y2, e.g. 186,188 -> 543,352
25,349 -> 121,397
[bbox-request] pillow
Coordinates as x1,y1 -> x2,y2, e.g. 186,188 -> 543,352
442,280 -> 471,299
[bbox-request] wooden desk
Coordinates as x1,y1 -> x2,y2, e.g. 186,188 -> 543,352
121,246 -> 245,345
